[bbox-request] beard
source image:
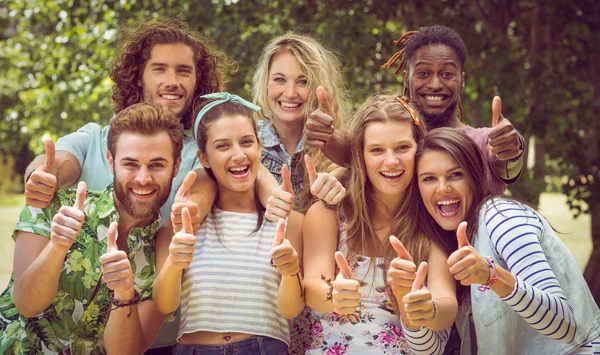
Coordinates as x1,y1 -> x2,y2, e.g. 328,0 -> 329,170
411,98 -> 458,129
113,173 -> 173,221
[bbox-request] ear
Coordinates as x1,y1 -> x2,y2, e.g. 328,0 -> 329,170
461,71 -> 466,90
197,150 -> 210,169
173,155 -> 182,177
106,150 -> 115,175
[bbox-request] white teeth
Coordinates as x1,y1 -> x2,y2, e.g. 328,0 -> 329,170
229,166 -> 247,172
425,95 -> 444,101
380,171 -> 402,177
161,94 -> 182,100
437,199 -> 459,205
280,102 -> 300,108
132,189 -> 154,195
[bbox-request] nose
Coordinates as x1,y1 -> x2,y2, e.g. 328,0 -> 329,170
231,144 -> 245,162
436,178 -> 452,193
284,82 -> 297,98
135,166 -> 153,185
383,150 -> 399,165
165,68 -> 179,89
427,74 -> 441,90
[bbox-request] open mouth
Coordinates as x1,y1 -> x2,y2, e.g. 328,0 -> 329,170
436,198 -> 460,217
279,101 -> 302,110
228,165 -> 250,179
130,187 -> 157,200
160,93 -> 183,101
421,94 -> 449,106
379,170 -> 404,181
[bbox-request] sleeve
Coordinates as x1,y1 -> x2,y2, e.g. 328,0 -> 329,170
13,204 -> 56,241
55,122 -> 103,167
484,200 -> 577,343
402,324 -> 450,355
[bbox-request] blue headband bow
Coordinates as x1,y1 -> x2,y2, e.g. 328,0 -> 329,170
193,92 -> 261,140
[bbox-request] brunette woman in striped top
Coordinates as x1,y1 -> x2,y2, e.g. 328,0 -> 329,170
410,128 -> 600,355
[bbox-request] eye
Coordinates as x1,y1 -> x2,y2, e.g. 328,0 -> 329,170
153,67 -> 165,72
179,68 -> 193,75
241,139 -> 255,146
449,171 -> 464,179
274,77 -> 285,84
396,145 -> 410,151
421,176 -> 435,182
298,79 -> 308,86
417,71 -> 429,77
216,143 -> 229,149
442,71 -> 455,77
369,147 -> 383,153
150,163 -> 165,169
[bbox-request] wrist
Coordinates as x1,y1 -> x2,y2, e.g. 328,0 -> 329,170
113,288 -> 136,303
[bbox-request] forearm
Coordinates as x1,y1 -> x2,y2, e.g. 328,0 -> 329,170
104,303 -> 144,354
491,157 -> 523,182
322,129 -> 351,168
191,169 -> 217,222
14,242 -> 68,317
428,296 -> 456,331
257,164 -> 278,207
402,325 -> 450,355
152,259 -> 183,315
277,274 -> 304,319
304,277 -> 334,314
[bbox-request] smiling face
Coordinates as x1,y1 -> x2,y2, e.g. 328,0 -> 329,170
405,44 -> 465,128
199,115 -> 262,195
108,131 -> 179,222
141,43 -> 197,119
417,149 -> 473,231
267,52 -> 310,126
363,120 -> 417,201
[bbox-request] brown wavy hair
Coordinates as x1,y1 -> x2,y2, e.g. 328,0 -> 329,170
110,19 -> 225,129
342,95 -> 429,312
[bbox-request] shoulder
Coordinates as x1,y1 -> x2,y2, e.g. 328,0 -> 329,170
479,197 -> 541,229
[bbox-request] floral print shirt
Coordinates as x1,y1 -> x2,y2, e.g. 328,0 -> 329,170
307,237 -> 411,355
0,185 -> 159,355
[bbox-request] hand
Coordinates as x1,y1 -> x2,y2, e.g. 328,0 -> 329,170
304,86 -> 335,149
265,164 -> 294,222
332,251 -> 360,315
50,181 -> 86,251
488,96 -> 522,161
171,171 -> 201,234
25,136 -> 58,208
100,222 -> 135,301
305,154 -> 345,205
270,218 -> 300,276
387,236 -> 417,297
402,262 -> 436,328
447,221 -> 490,286
168,207 -> 196,270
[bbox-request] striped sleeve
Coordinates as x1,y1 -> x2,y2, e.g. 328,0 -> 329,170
484,200 -> 577,343
402,323 -> 450,355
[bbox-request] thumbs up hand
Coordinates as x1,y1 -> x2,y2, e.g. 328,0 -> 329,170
387,236 -> 417,297
305,154 -> 346,206
168,207 -> 197,270
332,252 -> 360,315
447,222 -> 489,286
171,171 -> 201,234
488,96 -> 522,161
265,164 -> 295,222
26,135 -> 59,208
100,222 -> 135,300
402,262 -> 436,328
50,181 -> 86,251
304,86 -> 335,149
270,219 -> 300,277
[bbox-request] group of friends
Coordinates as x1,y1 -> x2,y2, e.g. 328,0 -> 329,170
0,19 -> 598,355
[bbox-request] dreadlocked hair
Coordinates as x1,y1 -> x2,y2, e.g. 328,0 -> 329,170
382,25 -> 469,121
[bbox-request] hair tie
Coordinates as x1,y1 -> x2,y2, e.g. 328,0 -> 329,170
193,92 -> 261,139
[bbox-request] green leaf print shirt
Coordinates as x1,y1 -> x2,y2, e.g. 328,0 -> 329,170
0,185 -> 159,355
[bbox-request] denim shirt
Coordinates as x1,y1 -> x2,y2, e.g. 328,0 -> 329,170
456,199 -> 600,355
257,120 -> 304,207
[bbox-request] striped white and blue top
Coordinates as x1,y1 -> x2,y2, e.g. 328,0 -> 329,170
405,199 -> 600,354
177,207 -> 290,345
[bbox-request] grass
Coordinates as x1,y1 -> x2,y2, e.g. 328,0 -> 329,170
0,193 -> 593,290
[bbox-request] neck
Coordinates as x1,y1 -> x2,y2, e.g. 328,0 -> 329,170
112,192 -> 155,234
216,185 -> 257,213
272,118 -> 304,156
372,189 -> 404,238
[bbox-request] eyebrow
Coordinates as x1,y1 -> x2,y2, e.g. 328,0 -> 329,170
271,72 -> 308,78
149,62 -> 194,71
418,166 -> 462,178
365,140 -> 413,149
120,157 -> 169,163
414,60 -> 458,68
212,134 -> 256,143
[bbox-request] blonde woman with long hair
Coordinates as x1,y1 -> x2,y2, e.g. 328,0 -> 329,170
304,95 -> 457,354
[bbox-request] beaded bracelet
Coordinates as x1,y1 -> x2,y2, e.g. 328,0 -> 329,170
108,290 -> 141,318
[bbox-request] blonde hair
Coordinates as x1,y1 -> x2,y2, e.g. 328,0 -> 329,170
342,95 -> 430,311
252,32 -> 346,213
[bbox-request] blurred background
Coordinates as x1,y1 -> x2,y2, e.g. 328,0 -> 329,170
0,0 -> 598,302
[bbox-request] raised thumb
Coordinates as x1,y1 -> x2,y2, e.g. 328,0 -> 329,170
456,221 -> 470,248
106,222 -> 119,253
335,251 -> 353,279
412,261 -> 428,292
272,218 -> 285,248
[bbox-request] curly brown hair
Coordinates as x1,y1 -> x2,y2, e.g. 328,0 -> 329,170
110,19 -> 225,129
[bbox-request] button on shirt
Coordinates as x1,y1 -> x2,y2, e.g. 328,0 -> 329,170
257,120 -> 304,208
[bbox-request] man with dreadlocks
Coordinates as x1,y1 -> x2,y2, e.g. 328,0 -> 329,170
305,25 -> 524,195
